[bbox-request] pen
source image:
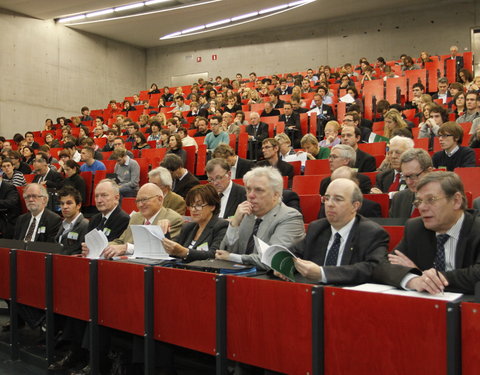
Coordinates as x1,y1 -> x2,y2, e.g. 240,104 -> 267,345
435,269 -> 444,295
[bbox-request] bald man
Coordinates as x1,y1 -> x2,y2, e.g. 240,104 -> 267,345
286,178 -> 389,284
82,183 -> 183,258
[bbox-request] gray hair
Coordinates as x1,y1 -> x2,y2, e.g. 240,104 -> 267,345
24,183 -> 48,198
332,144 -> 357,167
96,179 -> 120,195
438,77 -> 448,85
389,135 -> 414,150
400,148 -> 432,170
416,171 -> 467,210
243,166 -> 283,196
148,167 -> 173,189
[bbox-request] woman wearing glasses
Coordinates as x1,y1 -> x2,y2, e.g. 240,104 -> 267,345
162,184 -> 228,262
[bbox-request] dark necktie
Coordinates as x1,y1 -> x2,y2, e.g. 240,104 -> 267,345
388,173 -> 401,193
219,193 -> 224,199
325,233 -> 342,266
245,218 -> 262,254
97,216 -> 107,231
24,217 -> 37,242
434,234 -> 450,272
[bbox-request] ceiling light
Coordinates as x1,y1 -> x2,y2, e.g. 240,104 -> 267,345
160,31 -> 182,40
206,19 -> 231,28
114,3 -> 145,12
289,0 -> 313,6
181,25 -> 206,34
86,9 -> 114,18
58,14 -> 86,23
145,0 -> 171,5
259,4 -> 288,14
231,12 -> 258,22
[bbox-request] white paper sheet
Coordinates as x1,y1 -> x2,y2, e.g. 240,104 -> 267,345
84,229 -> 108,259
343,283 -> 396,293
130,225 -> 173,259
382,288 -> 463,302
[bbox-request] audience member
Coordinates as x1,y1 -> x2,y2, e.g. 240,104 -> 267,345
432,122 -> 475,171
148,167 -> 186,215
160,154 -> 200,199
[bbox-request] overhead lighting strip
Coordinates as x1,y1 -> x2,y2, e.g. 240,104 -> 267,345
160,0 -> 316,40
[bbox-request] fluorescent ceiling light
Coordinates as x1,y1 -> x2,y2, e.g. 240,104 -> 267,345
86,9 -> 114,18
145,0 -> 171,4
182,25 -> 205,34
58,14 -> 86,23
231,11 -> 258,22
289,0 -> 313,5
114,3 -> 145,12
206,18 -> 231,28
258,4 -> 288,14
160,31 -> 181,40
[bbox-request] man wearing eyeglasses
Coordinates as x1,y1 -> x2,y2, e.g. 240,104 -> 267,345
83,183 -> 183,259
279,178 -> 389,284
205,158 -> 246,219
14,183 -> 62,243
375,171 -> 480,295
390,149 -> 433,219
432,122 -> 475,171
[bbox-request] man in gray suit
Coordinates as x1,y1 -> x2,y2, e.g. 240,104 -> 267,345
390,149 -> 433,219
216,166 -> 305,269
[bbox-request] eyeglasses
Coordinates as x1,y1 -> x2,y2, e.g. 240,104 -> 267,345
24,194 -> 45,200
207,174 -> 228,183
321,195 -> 346,204
135,195 -> 159,205
189,203 -> 208,211
412,196 -> 447,208
402,170 -> 425,181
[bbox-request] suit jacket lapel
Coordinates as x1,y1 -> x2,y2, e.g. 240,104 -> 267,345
455,213 -> 472,267
317,226 -> 332,266
340,217 -> 359,265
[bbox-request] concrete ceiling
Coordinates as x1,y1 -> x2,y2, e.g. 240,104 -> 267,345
0,0 -> 448,48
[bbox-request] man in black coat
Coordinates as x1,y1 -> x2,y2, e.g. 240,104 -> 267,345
212,144 -> 255,181
205,158 -> 246,219
0,178 -> 21,239
374,172 -> 480,295
282,178 -> 389,285
319,145 -> 371,195
256,138 -> 294,186
340,125 -> 376,173
14,183 -> 61,243
160,154 -> 199,199
32,155 -> 64,190
87,179 -> 130,241
279,102 -> 301,148
246,112 -> 269,160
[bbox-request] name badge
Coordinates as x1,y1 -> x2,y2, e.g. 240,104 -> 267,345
38,226 -> 46,234
67,232 -> 79,240
197,242 -> 209,252
103,228 -> 111,236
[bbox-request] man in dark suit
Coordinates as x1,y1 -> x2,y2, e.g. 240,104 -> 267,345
87,179 -> 130,241
160,153 -> 200,199
205,158 -> 246,219
390,149 -> 433,219
260,102 -> 280,118
340,125 -> 376,173
374,172 -> 480,295
14,183 -> 62,243
277,79 -> 292,95
55,187 -> 89,255
308,94 -> 335,137
212,144 -> 254,180
445,45 -> 464,78
279,102 -> 301,148
320,145 -> 371,195
246,112 -> 269,160
269,89 -> 284,109
371,136 -> 414,194
256,138 -> 294,185
0,177 -> 20,239
283,178 -> 389,285
32,155 -> 64,190
431,77 -> 451,104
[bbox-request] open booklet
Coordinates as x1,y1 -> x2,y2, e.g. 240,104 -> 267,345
130,225 -> 174,260
344,283 -> 463,302
255,236 -> 297,282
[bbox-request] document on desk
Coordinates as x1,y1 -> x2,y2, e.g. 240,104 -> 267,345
382,289 -> 463,302
344,283 -> 396,293
85,229 -> 108,259
130,225 -> 173,260
256,236 -> 297,282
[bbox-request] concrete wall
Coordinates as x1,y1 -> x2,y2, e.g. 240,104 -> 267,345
146,1 -> 476,86
0,9 -> 146,138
